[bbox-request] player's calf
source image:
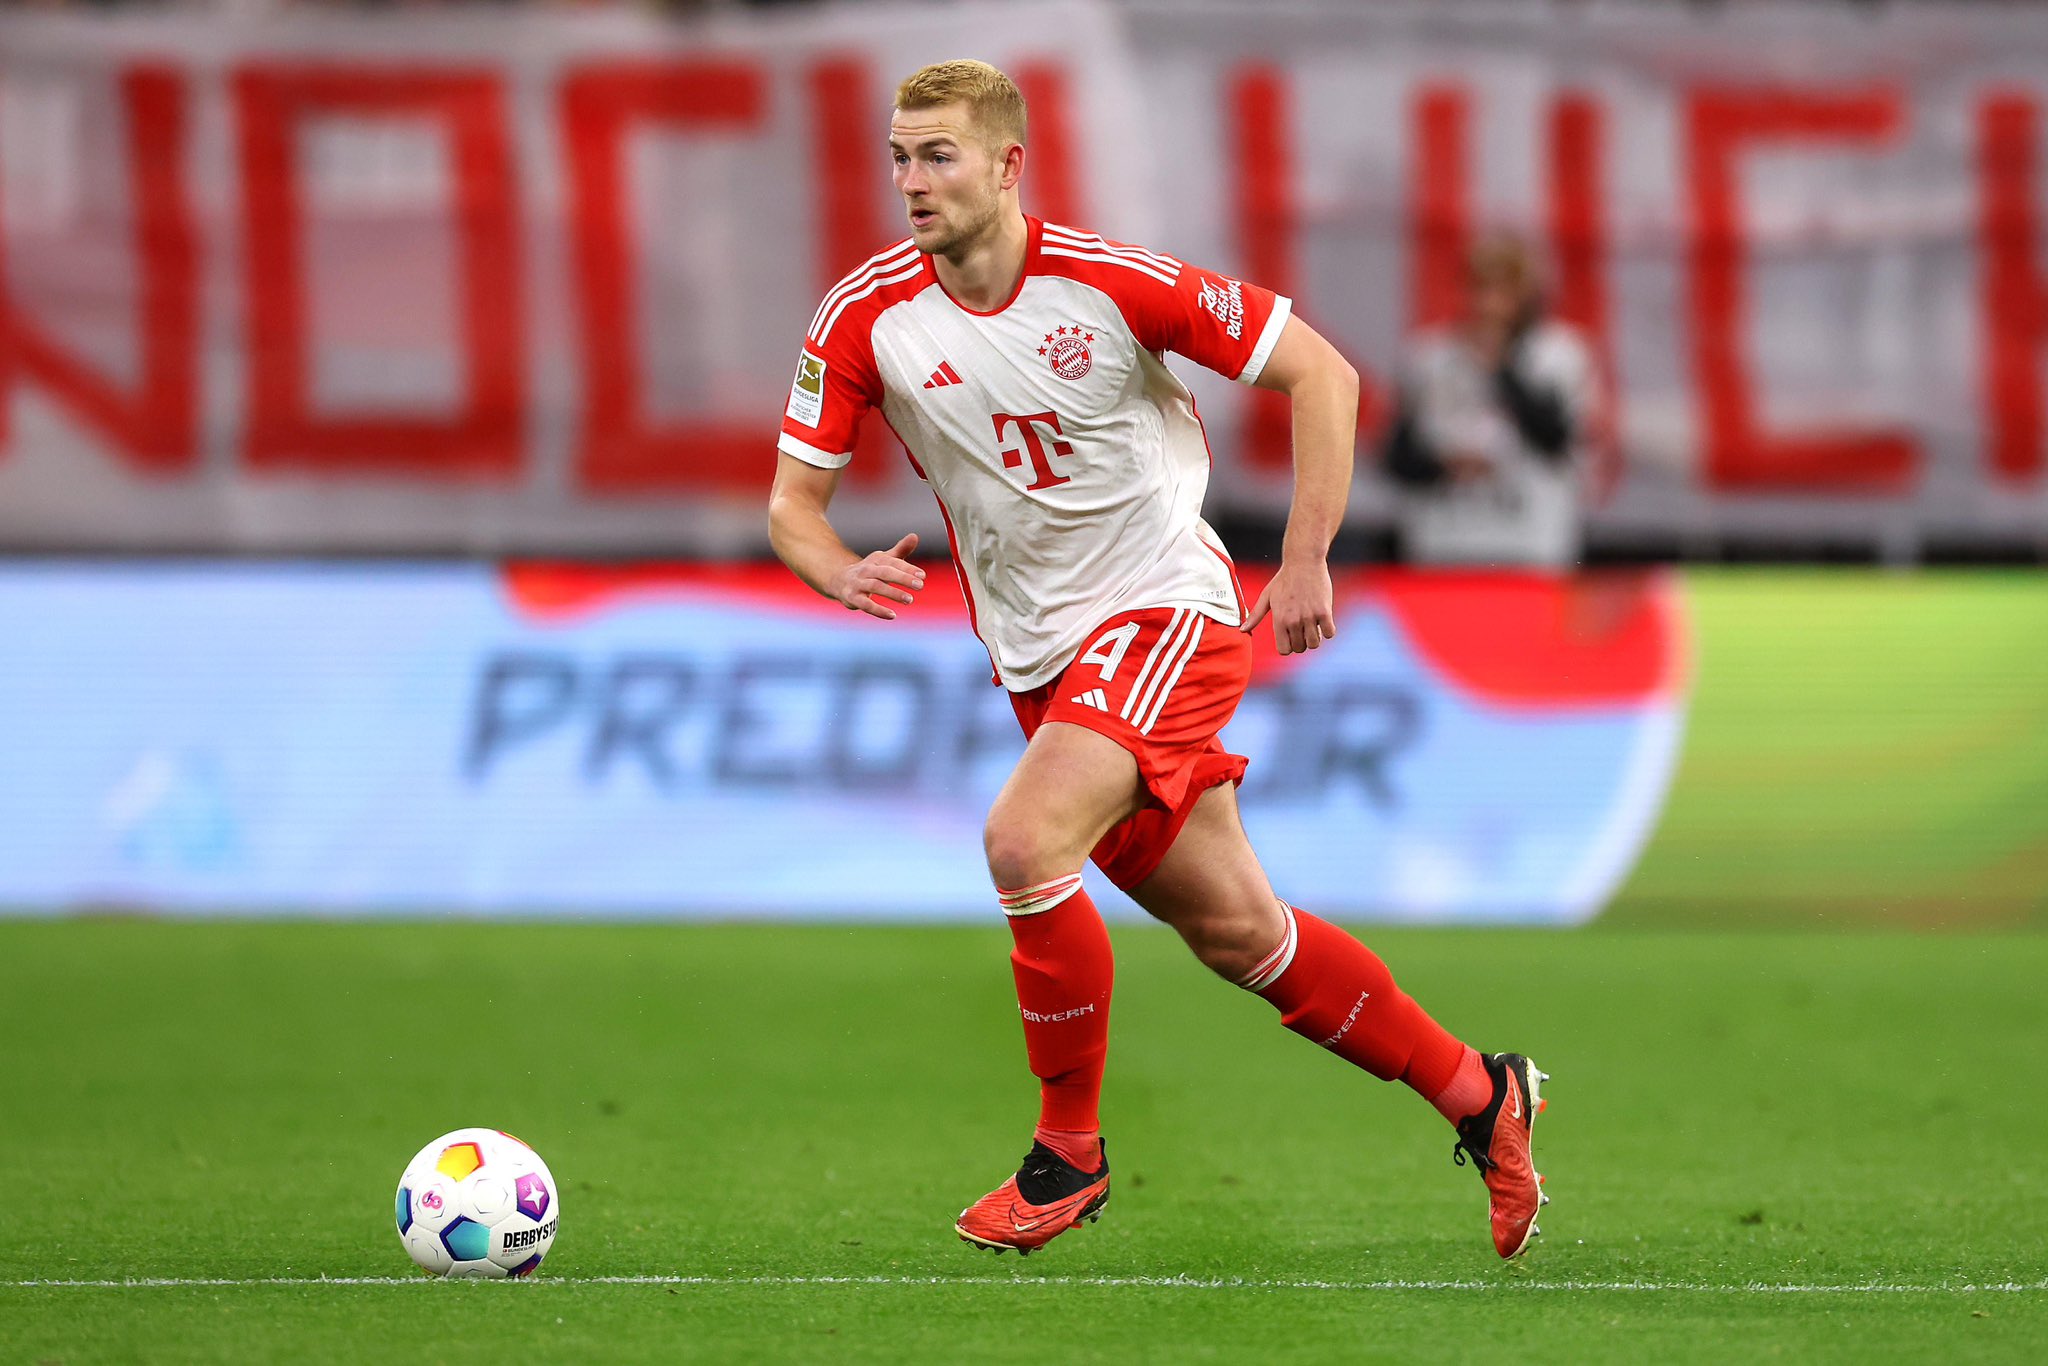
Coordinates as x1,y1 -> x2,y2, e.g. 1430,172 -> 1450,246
1227,905 -> 1553,1258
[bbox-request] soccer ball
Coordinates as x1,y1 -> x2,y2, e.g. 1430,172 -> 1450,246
394,1128 -> 560,1278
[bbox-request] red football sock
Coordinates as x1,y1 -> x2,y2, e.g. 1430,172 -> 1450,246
1239,905 -> 1476,1121
1000,874 -> 1113,1148
1032,1125 -> 1104,1172
1429,1045 -> 1493,1125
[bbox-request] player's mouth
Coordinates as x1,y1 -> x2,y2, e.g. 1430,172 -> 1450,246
909,206 -> 938,230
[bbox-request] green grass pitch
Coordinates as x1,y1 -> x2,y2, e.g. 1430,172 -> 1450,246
1615,570 -> 2048,929
1,920 -> 2043,1362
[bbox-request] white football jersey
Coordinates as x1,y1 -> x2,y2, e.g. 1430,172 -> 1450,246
779,217 -> 1291,690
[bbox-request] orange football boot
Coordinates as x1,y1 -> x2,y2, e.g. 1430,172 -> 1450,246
1453,1053 -> 1550,1259
955,1140 -> 1110,1255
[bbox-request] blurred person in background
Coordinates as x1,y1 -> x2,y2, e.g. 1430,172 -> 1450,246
769,59 -> 1547,1265
1382,233 -> 1606,569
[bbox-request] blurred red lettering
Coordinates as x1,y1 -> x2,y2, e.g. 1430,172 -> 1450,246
234,64 -> 524,480
1978,93 -> 2046,485
1548,93 -> 1610,348
1411,85 -> 1471,331
563,61 -> 769,493
1549,92 -> 1623,498
1686,86 -> 1918,491
810,57 -> 883,297
806,56 -> 897,488
0,66 -> 197,472
1011,63 -> 1081,228
1229,65 -> 1388,471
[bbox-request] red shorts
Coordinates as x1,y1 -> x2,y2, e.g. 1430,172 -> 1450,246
1010,606 -> 1253,891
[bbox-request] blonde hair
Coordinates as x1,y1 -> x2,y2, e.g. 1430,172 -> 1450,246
894,60 -> 1028,152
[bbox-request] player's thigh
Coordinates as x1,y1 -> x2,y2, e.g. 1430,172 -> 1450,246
1127,781 -> 1283,945
985,720 -> 1148,874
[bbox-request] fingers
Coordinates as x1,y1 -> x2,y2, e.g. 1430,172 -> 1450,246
1250,565 -> 1337,655
841,540 -> 926,621
1270,606 -> 1337,656
839,576 -> 902,619
869,561 -> 925,590
1239,587 -> 1273,634
852,597 -> 898,620
846,580 -> 913,615
867,557 -> 925,606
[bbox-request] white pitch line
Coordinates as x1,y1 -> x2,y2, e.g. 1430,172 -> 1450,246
5,1274 -> 2047,1295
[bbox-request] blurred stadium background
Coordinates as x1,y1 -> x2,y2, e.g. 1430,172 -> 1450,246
1,0 -> 2044,1360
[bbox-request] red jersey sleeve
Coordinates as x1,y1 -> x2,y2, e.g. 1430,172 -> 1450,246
1039,226 -> 1292,384
1136,262 -> 1292,384
776,322 -> 881,470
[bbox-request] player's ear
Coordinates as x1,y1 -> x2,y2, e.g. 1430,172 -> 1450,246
998,141 -> 1026,191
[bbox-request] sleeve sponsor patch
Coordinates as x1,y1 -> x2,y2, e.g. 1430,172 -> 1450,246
1196,275 -> 1246,340
785,350 -> 827,428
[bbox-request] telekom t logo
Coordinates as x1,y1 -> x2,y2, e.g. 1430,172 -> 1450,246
992,411 -> 1074,491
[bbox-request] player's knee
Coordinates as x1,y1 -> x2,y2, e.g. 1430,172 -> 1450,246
1181,900 -> 1281,983
1189,927 -> 1267,983
983,816 -> 1067,891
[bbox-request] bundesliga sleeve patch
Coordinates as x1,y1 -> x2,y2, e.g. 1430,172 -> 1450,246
786,350 -> 828,428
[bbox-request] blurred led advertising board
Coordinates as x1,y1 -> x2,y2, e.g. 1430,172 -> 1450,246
0,564 -> 1686,922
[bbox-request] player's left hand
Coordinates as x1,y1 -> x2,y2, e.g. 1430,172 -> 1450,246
1242,558 -> 1337,656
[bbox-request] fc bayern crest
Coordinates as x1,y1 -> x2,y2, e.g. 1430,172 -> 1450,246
1040,324 -> 1093,381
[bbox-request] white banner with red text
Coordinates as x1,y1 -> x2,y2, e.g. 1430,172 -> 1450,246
1,2 -> 2046,553
0,563 -> 1686,923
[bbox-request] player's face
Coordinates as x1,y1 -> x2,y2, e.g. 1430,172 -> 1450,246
890,103 -> 1007,255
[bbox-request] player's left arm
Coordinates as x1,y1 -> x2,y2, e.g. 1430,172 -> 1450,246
1242,315 -> 1359,655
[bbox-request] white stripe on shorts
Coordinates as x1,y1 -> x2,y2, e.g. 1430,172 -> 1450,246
1133,615 -> 1206,736
1118,609 -> 1192,726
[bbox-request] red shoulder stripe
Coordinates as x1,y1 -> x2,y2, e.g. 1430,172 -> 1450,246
814,257 -> 928,344
808,240 -> 919,339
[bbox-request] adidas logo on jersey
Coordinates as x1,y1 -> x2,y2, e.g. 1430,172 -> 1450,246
923,361 -> 964,389
1067,689 -> 1109,711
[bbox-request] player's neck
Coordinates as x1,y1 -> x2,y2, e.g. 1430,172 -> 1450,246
932,209 -> 1029,312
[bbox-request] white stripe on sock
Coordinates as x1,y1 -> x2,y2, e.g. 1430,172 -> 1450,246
998,874 -> 1085,917
1237,903 -> 1299,991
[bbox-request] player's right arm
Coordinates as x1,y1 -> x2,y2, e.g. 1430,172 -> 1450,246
768,455 -> 924,620
769,300 -> 925,619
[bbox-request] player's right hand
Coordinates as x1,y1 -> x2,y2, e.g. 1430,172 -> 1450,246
829,533 -> 925,620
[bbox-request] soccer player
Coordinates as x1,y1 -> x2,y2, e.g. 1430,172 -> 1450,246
769,60 -> 1547,1259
